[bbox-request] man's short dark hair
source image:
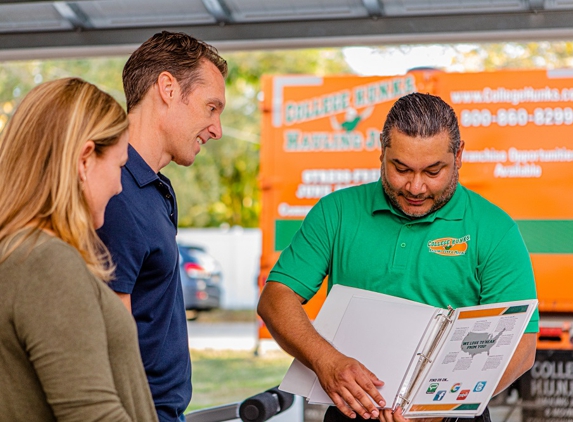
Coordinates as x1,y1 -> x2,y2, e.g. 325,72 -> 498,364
381,92 -> 461,154
122,31 -> 228,112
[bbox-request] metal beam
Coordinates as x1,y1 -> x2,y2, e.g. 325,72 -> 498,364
528,0 -> 545,12
361,0 -> 384,17
201,0 -> 233,24
1,9 -> 573,60
52,2 -> 92,29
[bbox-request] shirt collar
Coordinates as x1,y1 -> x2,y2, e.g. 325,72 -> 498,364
371,179 -> 467,223
125,144 -> 160,187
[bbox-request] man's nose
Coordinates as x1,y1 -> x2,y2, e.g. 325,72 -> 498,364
407,173 -> 426,195
209,118 -> 223,140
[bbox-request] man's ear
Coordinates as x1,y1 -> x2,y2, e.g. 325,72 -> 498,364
455,140 -> 465,169
379,146 -> 387,164
157,71 -> 177,104
78,140 -> 96,182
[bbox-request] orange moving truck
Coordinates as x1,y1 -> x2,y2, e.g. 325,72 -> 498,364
258,69 -> 573,342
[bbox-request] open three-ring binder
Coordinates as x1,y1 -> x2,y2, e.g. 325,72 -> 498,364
279,285 -> 537,418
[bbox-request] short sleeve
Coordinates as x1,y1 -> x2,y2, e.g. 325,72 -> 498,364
268,199 -> 334,301
97,193 -> 147,294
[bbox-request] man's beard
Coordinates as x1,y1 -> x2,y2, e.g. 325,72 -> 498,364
381,163 -> 459,219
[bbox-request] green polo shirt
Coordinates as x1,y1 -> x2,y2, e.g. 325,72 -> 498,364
269,180 -> 539,333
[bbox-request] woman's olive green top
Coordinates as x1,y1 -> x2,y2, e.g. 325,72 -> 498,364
0,231 -> 158,422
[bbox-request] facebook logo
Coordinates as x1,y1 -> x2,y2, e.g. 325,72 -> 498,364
473,381 -> 487,392
433,390 -> 447,401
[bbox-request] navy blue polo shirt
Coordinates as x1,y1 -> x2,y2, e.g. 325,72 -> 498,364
97,145 -> 191,421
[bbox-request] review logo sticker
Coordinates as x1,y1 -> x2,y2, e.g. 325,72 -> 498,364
426,383 -> 439,394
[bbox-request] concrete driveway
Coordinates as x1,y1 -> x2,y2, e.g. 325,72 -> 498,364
187,321 -> 257,350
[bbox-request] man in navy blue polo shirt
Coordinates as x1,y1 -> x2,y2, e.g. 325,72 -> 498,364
97,31 -> 227,421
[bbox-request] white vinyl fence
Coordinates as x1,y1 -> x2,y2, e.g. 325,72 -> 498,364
177,227 -> 261,310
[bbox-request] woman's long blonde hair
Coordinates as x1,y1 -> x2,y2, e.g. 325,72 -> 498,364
0,77 -> 128,281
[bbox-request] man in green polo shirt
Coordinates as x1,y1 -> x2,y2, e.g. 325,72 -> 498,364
257,92 -> 538,422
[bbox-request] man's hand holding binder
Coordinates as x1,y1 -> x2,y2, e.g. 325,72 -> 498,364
314,347 -> 386,419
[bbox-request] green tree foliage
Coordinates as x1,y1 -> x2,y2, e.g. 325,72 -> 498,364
0,58 -> 126,117
0,57 -> 127,145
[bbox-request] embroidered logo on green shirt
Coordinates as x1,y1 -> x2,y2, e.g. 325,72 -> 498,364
427,235 -> 471,256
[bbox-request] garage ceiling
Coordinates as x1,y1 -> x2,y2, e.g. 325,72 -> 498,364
2,0 -> 573,60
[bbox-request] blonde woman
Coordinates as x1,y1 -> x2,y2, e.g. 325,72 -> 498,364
0,78 -> 158,422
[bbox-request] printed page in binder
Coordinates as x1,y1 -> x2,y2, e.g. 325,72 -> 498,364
403,301 -> 536,418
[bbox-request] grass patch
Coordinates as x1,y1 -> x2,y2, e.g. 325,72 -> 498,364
187,349 -> 293,412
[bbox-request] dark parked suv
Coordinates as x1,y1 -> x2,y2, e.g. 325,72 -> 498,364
178,243 -> 222,320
